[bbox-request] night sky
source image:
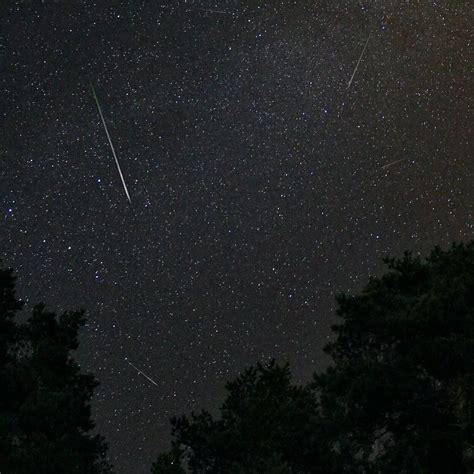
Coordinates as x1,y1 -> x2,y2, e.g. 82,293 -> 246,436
1,1 -> 472,473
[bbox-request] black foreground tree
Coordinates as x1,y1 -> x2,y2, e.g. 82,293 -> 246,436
0,265 -> 112,474
315,242 -> 474,473
152,241 -> 473,473
152,360 -> 328,474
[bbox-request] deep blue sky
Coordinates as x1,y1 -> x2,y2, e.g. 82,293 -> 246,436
1,1 -> 472,472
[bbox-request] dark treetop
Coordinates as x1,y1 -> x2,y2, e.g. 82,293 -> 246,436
1,1 -> 472,472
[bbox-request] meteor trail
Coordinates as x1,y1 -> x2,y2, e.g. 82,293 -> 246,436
347,35 -> 371,89
125,358 -> 158,387
91,84 -> 132,204
381,158 -> 407,169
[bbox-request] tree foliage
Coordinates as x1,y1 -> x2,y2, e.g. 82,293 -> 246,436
316,242 -> 474,473
0,265 -> 112,474
151,448 -> 186,474
162,359 -> 331,473
153,242 -> 473,473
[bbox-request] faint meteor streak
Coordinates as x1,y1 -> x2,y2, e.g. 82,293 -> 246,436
91,84 -> 132,204
381,158 -> 406,169
347,35 -> 371,89
125,357 -> 158,386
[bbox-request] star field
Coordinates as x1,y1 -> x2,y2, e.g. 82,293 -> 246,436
1,1 -> 472,473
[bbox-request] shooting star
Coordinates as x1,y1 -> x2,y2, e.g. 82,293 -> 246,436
125,357 -> 159,387
381,158 -> 407,169
347,35 -> 371,89
91,83 -> 132,204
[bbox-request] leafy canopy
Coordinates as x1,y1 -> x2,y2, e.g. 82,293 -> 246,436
152,241 -> 473,473
0,265 -> 112,474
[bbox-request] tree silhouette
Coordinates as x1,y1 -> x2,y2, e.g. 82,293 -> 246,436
152,241 -> 473,473
0,265 -> 113,474
153,360 -> 330,473
314,242 -> 474,473
151,448 -> 186,474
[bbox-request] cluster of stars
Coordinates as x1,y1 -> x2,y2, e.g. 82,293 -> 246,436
1,2 -> 472,473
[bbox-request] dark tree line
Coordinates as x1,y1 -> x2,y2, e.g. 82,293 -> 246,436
0,266 -> 112,473
1,241 -> 473,473
153,242 -> 473,473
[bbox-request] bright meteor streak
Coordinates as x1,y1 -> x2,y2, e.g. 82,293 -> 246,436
381,158 -> 406,169
347,35 -> 371,89
91,83 -> 132,204
125,358 -> 158,387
